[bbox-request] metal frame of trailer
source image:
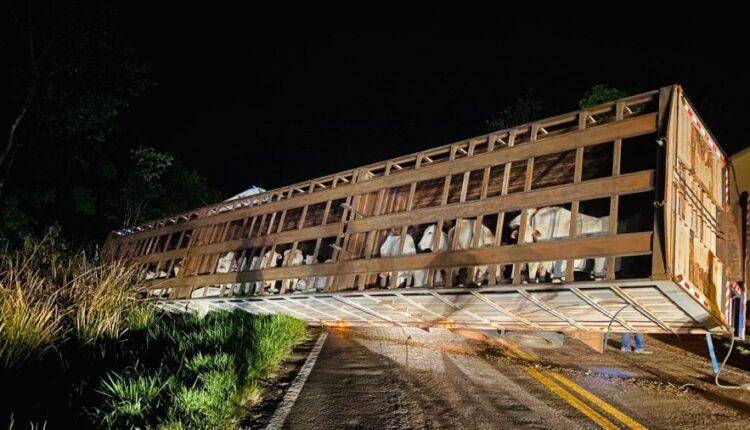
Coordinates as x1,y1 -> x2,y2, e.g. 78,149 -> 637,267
104,85 -> 740,337
155,279 -> 723,335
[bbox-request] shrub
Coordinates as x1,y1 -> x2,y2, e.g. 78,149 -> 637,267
95,369 -> 172,429
579,84 -> 627,109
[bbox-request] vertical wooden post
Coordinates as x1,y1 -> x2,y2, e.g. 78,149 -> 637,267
607,102 -> 625,280
513,128 -> 536,284
359,166 -> 390,289
565,113 -> 587,282
432,145 -> 458,287
329,172 -> 359,291
386,156 -> 423,289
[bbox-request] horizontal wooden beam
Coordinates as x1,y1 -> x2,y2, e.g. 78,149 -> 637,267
123,113 -> 657,243
117,91 -> 660,242
132,223 -> 343,264
148,231 -> 652,289
348,170 -> 654,233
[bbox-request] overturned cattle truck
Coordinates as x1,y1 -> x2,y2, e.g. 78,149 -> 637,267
104,85 -> 747,347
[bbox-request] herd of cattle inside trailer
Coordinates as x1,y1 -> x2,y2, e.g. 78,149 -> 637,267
103,86 -> 741,335
146,207 -> 619,298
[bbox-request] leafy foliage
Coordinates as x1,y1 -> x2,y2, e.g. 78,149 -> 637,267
578,84 -> 627,109
486,93 -> 546,131
1,1 -> 220,246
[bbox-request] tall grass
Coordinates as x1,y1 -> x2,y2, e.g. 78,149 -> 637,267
65,256 -> 144,343
0,232 -> 147,367
0,248 -> 65,368
2,233 -> 308,429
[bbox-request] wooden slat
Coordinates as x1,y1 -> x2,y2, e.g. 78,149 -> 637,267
148,232 -> 652,289
119,114 -> 657,242
347,171 -> 654,234
131,223 -> 343,264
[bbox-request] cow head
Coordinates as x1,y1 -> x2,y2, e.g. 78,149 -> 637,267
418,224 -> 437,251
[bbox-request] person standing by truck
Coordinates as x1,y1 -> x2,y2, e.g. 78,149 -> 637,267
621,332 -> 652,354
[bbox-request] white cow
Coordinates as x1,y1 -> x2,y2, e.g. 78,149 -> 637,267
250,250 -> 281,294
311,258 -> 333,292
282,249 -> 317,293
510,207 -> 609,282
531,207 -> 609,281
379,232 -> 418,287
216,251 -> 236,273
417,224 -> 450,285
509,209 -> 551,282
448,219 -> 496,284
144,269 -> 169,297
418,224 -> 450,252
215,251 -> 236,295
190,251 -> 237,299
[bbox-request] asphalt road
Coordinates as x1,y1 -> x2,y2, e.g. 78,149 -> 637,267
250,328 -> 750,430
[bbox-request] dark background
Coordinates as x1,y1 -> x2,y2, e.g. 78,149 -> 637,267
115,10 -> 747,195
2,5 -> 747,243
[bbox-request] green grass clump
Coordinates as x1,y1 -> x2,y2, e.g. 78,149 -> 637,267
247,314 -> 307,378
124,301 -> 160,331
89,310 -> 307,429
171,370 -> 239,429
184,352 -> 234,374
95,369 -> 172,429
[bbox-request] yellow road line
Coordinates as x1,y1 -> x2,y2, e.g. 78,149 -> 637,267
499,338 -> 646,429
496,338 -> 537,361
547,371 -> 647,430
524,367 -> 621,430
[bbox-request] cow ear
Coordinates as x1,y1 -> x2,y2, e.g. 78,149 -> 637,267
532,229 -> 542,238
510,230 -> 518,239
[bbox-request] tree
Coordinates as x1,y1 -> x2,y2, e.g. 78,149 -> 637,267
486,93 -> 545,132
0,1 -> 152,243
2,1 -> 152,197
119,147 -> 174,228
0,1 -> 219,246
578,84 -> 626,109
114,147 -> 220,228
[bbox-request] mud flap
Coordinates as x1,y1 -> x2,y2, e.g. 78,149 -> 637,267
568,331 -> 605,354
705,333 -> 720,374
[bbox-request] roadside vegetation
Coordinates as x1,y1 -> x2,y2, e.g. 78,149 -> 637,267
0,234 -> 307,429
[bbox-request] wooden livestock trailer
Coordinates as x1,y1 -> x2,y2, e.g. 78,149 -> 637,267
104,85 -> 745,341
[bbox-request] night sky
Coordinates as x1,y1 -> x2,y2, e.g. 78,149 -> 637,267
115,10 -> 747,198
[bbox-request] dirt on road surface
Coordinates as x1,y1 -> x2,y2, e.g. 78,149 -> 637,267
245,328 -> 750,429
